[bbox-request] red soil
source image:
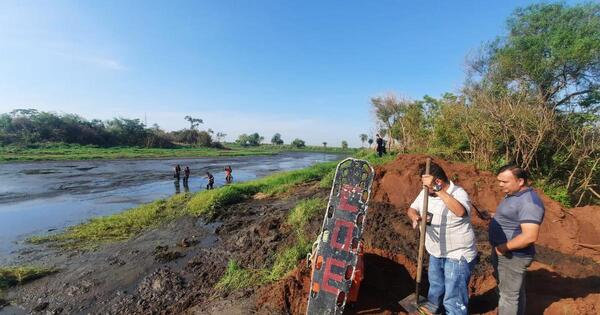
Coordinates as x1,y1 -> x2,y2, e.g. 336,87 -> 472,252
257,154 -> 600,314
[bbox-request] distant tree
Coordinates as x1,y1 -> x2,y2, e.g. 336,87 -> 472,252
291,138 -> 306,148
368,138 -> 374,147
196,130 -> 213,147
359,134 -> 368,147
236,132 -> 263,147
322,142 -> 327,148
184,116 -> 203,130
216,132 -> 226,143
271,133 -> 284,145
341,140 -> 348,149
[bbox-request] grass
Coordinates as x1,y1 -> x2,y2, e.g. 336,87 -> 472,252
0,266 -> 56,291
287,198 -> 327,231
214,260 -> 269,291
215,237 -> 313,292
29,193 -> 192,249
28,161 -> 339,249
216,197 -> 326,292
0,142 -> 356,162
267,237 -> 312,281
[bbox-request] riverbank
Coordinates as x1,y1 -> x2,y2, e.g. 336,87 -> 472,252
0,143 -> 358,162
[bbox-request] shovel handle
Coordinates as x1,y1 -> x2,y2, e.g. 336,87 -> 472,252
415,158 -> 431,303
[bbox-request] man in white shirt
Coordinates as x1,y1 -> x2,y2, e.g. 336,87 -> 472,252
407,162 -> 477,315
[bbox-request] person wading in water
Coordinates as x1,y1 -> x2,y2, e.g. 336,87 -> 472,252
206,171 -> 215,190
225,165 -> 233,183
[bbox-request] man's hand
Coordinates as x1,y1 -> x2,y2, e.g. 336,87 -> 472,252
407,208 -> 421,230
495,243 -> 510,256
422,175 -> 434,189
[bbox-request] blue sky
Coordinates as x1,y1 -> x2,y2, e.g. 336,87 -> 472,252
0,1 -> 571,147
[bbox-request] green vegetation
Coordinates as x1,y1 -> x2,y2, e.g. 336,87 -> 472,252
215,260 -> 268,291
0,142 -> 356,162
217,198 -> 324,291
0,143 -> 277,162
267,237 -> 311,281
0,266 -> 56,290
287,198 -> 327,232
29,193 -> 192,249
370,2 -> 599,206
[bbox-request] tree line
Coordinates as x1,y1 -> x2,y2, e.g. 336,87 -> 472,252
0,109 -> 352,150
0,110 -> 220,148
371,3 -> 599,206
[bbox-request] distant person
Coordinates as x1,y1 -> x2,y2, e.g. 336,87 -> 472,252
174,164 -> 181,181
490,164 -> 545,315
225,165 -> 233,184
184,166 -> 191,183
375,134 -> 385,157
206,171 -> 215,190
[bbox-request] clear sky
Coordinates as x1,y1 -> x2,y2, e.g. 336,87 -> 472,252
0,0 -> 573,147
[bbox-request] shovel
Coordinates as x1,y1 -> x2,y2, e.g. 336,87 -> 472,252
398,157 -> 430,314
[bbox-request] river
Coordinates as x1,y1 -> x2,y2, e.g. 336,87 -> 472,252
0,152 -> 341,263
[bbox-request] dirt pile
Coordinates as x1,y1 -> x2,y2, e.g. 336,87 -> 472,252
258,154 -> 600,314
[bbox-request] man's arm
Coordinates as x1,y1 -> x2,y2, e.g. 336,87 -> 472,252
436,190 -> 467,217
421,175 -> 467,217
496,223 -> 540,255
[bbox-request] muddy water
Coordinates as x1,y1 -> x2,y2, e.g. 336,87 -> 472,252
0,152 -> 341,262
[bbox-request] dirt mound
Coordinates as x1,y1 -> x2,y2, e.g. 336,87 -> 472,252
371,154 -> 600,262
258,154 -> 600,314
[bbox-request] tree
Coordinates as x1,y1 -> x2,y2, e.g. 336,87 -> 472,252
271,133 -> 284,145
215,132 -> 226,143
184,116 -> 203,130
367,138 -> 373,147
359,134 -> 368,147
322,142 -> 327,148
371,93 -> 417,152
291,138 -> 305,148
471,3 -> 600,112
236,133 -> 263,147
341,140 -> 348,149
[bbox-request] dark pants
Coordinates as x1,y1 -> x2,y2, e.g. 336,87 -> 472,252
491,250 -> 533,315
207,181 -> 214,190
377,150 -> 383,157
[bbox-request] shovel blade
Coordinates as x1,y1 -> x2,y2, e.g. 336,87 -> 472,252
398,294 -> 428,314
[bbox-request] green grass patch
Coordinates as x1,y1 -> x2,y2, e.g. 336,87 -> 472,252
287,198 -> 327,231
0,266 -> 56,290
29,193 -> 192,249
186,161 -> 337,217
0,142 -> 356,162
0,143 -> 276,162
214,260 -> 268,291
216,239 -> 313,292
267,237 -> 312,281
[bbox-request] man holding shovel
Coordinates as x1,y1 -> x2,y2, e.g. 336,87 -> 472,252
406,162 -> 477,315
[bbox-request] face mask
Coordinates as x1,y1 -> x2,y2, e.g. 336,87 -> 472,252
432,182 -> 443,192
